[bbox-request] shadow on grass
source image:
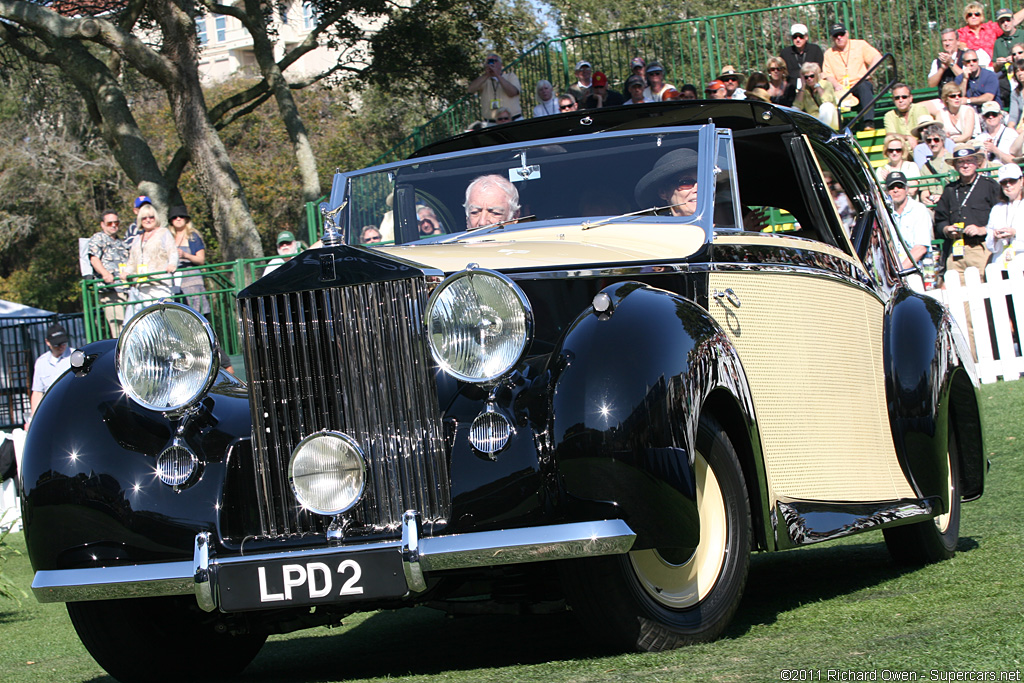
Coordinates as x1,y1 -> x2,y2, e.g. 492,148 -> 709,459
727,535 -> 980,638
239,536 -> 979,681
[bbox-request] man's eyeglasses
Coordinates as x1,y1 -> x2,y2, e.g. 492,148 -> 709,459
926,137 -> 943,144
104,220 -> 120,226
722,76 -> 739,82
833,31 -> 847,37
1000,16 -> 1014,22
496,115 -> 511,122
1013,50 -> 1024,56
364,235 -> 382,242
983,112 -> 1001,118
893,94 -> 910,100
559,103 -> 575,110
792,33 -> 806,39
1000,178 -> 1021,186
964,58 -> 979,63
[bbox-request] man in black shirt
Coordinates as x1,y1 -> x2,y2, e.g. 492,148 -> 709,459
780,23 -> 825,88
934,145 -> 1000,277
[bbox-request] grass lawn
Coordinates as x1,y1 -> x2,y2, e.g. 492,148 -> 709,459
1,380 -> 1022,683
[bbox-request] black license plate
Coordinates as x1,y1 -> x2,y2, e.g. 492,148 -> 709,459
216,549 -> 408,612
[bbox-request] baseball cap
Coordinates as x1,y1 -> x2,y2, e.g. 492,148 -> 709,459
791,23 -> 809,36
997,7 -> 1014,20
885,171 -> 908,189
830,22 -> 847,36
997,163 -> 1023,181
575,60 -> 592,71
705,79 -> 725,92
625,74 -> 646,89
134,195 -> 153,209
981,101 -> 1003,116
631,57 -> 645,68
646,60 -> 665,74
46,324 -> 69,347
276,230 -> 296,245
592,71 -> 608,87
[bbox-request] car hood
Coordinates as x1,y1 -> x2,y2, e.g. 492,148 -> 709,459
378,222 -> 706,272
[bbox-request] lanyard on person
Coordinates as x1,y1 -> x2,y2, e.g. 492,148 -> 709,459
954,175 -> 979,222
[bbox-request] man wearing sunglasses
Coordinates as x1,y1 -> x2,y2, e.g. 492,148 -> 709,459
822,23 -> 882,127
780,23 -> 824,90
87,210 -> 129,337
883,83 -> 929,146
955,49 -> 1000,111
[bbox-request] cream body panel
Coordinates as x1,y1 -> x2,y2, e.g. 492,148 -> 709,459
707,263 -> 915,506
379,223 -> 705,272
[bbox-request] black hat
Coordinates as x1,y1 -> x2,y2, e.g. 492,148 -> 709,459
885,171 -> 908,189
830,22 -> 847,36
167,205 -> 190,221
46,324 -> 69,347
634,148 -> 699,207
625,74 -> 646,89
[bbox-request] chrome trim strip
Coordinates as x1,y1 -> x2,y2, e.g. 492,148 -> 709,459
32,519 -> 636,605
32,562 -> 195,604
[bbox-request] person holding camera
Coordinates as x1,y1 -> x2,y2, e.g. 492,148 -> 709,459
467,54 -> 522,123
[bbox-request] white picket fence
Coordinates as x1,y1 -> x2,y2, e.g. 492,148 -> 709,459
920,263 -> 1024,384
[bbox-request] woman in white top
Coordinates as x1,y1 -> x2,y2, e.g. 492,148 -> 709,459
876,135 -> 921,196
927,82 -> 977,144
126,204 -> 177,305
532,80 -> 559,117
986,163 -> 1024,268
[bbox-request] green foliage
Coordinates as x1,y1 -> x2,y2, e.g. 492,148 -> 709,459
0,515 -> 25,605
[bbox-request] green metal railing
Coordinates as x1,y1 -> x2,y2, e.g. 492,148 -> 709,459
373,0 -> 1001,165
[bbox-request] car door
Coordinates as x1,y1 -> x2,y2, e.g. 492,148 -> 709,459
707,134 -> 915,510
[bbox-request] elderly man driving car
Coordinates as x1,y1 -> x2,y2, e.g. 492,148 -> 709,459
634,148 -> 700,216
464,174 -> 521,229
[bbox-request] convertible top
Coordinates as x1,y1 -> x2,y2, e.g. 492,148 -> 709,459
412,99 -> 831,159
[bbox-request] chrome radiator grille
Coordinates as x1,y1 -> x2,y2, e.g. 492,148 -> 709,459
239,278 -> 450,538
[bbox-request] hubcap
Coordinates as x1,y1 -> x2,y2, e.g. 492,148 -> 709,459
629,452 -> 727,609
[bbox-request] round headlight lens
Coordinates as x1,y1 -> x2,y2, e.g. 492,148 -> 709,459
116,303 -> 218,412
289,432 -> 366,515
425,268 -> 532,383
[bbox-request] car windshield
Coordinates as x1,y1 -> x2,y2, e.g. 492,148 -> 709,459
333,127 -> 738,246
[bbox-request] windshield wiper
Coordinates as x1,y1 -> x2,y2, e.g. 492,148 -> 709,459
438,215 -> 536,243
581,203 -> 690,230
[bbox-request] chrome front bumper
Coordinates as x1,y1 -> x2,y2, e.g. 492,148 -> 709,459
32,514 -> 636,608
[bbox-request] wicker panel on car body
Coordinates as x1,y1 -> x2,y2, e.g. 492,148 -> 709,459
708,270 -> 914,505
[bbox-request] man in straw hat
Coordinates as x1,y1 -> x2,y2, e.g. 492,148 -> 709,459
934,144 -> 1002,278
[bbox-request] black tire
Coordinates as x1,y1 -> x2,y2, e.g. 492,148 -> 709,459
68,595 -> 266,683
883,437 -> 961,565
561,414 -> 752,652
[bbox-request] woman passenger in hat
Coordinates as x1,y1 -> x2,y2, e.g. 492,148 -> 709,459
168,205 -> 209,315
634,148 -> 700,217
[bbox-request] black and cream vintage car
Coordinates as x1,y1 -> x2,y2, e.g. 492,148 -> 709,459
23,100 -> 985,682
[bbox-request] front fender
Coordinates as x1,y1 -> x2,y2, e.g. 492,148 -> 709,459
21,340 -> 252,573
548,280 -> 756,550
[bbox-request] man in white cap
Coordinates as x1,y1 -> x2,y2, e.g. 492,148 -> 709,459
779,23 -> 824,89
977,101 -> 1018,165
568,60 -> 594,106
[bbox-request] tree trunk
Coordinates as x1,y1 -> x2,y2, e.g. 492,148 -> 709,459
154,0 -> 263,260
242,0 -> 321,205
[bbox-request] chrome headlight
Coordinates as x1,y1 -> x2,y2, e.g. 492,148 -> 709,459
115,303 -> 218,413
289,432 -> 366,515
425,268 -> 533,383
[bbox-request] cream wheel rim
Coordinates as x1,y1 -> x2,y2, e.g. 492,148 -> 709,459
629,452 -> 728,609
934,450 -> 954,534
